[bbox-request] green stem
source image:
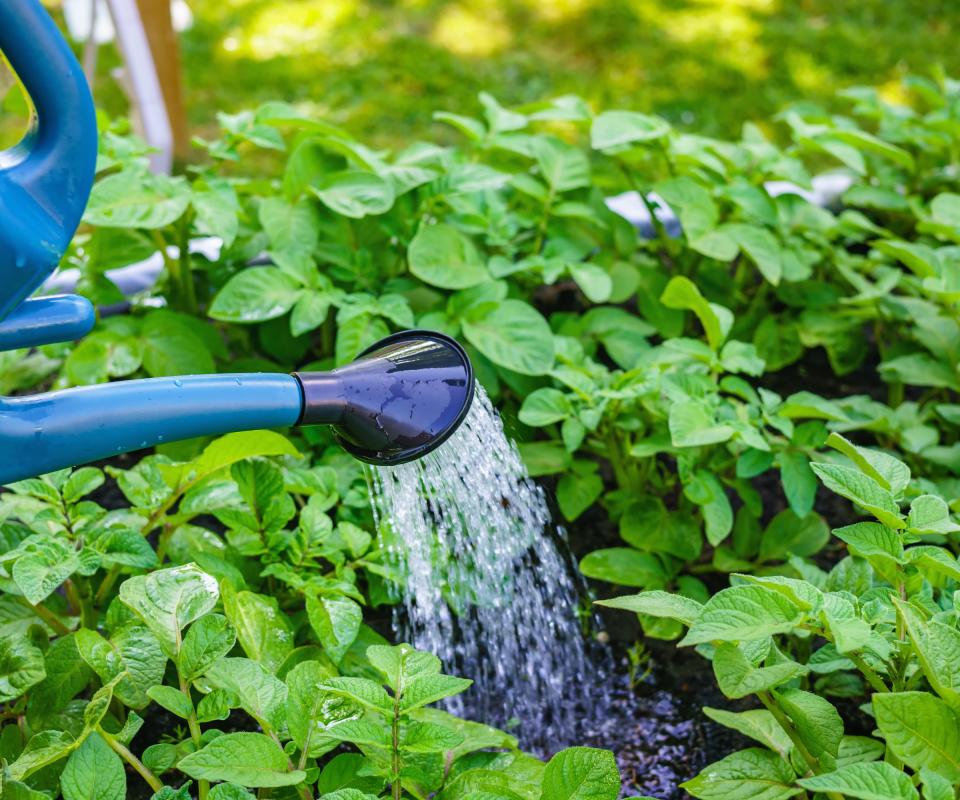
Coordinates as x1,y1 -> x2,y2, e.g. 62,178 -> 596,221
848,653 -> 889,694
95,566 -> 120,609
758,690 -> 843,800
19,597 -> 70,635
392,690 -> 402,800
100,728 -> 163,793
178,668 -> 208,800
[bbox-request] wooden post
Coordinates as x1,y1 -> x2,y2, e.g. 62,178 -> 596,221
131,0 -> 189,163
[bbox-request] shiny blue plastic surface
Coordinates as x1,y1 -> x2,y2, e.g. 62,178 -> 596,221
0,295 -> 95,351
0,0 -> 98,323
0,374 -> 304,484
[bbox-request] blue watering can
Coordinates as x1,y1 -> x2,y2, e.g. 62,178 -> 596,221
0,0 -> 473,484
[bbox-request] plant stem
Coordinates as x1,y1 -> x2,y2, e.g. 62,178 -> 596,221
19,597 -> 70,635
100,728 -> 162,793
757,690 -> 844,800
178,668 -> 208,800
849,653 -> 889,694
392,691 -> 402,800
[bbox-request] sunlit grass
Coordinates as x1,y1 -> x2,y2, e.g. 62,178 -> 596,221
431,3 -> 513,57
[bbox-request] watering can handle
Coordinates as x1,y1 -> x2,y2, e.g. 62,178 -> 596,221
0,0 -> 98,347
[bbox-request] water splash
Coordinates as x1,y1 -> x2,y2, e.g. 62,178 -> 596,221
368,386 -> 606,752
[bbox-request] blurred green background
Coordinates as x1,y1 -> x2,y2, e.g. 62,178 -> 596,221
3,0 -> 959,151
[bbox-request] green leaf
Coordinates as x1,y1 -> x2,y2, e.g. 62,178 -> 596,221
208,785 -> 257,800
259,197 -> 320,261
317,676 -> 392,715
222,586 -> 291,674
778,688 -> 843,768
556,471 -> 603,522
872,692 -> 960,782
725,223 -> 782,284
684,471 -> 733,546
462,300 -> 555,376
63,467 -> 105,503
759,510 -> 830,562
810,462 -> 904,528
669,400 -> 734,447
8,730 -> 77,781
335,313 -> 390,366
146,685 -> 193,719
192,431 -> 299,479
179,613 -> 237,682
680,585 -> 805,645
312,170 -> 395,218
534,137 -> 591,191
196,689 -> 233,723
287,662 -> 358,757
590,111 -> 671,150
306,593 -> 362,664
655,177 -> 718,242
895,602 -> 960,709
400,721 -> 465,753
0,636 -> 45,703
920,768 -> 954,800
907,495 -> 960,534
712,643 -> 807,699
797,762 -> 918,800
542,747 -> 620,800
596,591 -> 702,625
52,732 -> 117,800
203,657 -> 287,730
824,433 -> 911,495
75,623 -> 166,709
579,548 -> 668,588
209,267 -> 303,323
620,497 -> 701,561
702,708 -> 791,757
119,564 -> 220,657
833,522 -> 904,566
367,644 -> 440,692
779,451 -> 817,518
408,224 -> 489,290
400,674 -> 473,712
681,748 -> 801,800
85,170 -> 190,228
660,276 -> 732,350
28,634 -> 91,725
177,732 -> 306,787
569,263 -> 613,303
519,389 -> 572,426
12,537 -> 81,605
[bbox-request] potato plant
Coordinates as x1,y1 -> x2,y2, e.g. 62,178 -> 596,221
601,438 -> 960,799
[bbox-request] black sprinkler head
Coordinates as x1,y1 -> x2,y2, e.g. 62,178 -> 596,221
293,330 -> 475,466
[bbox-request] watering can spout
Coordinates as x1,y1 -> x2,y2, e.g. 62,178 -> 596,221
0,331 -> 474,484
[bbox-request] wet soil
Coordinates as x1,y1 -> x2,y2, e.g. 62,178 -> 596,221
579,642 -> 746,799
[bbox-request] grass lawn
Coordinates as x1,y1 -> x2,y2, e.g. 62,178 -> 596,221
178,0 -> 960,148
2,0 -> 959,154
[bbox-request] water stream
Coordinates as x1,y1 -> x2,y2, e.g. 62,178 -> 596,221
368,386 -> 606,753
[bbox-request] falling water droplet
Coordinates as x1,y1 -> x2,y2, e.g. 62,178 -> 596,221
369,386 -> 609,754
173,379 -> 183,387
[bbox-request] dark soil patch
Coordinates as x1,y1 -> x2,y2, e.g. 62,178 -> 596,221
580,642 -> 749,799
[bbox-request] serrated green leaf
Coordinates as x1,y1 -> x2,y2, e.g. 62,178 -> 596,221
797,762 -> 918,800
681,585 -> 805,645
178,732 -> 306,787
